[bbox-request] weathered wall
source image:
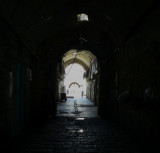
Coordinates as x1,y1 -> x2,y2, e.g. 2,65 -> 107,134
98,8 -> 160,145
32,45 -> 58,118
0,19 -> 31,143
86,80 -> 96,103
0,19 -> 54,145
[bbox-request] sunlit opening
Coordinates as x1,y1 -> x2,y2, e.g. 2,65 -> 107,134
64,63 -> 86,98
77,13 -> 89,21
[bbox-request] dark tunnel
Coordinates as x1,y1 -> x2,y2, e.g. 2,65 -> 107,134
1,0 -> 160,152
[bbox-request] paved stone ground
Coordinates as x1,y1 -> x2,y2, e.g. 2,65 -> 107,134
57,97 -> 98,118
3,98 -> 142,153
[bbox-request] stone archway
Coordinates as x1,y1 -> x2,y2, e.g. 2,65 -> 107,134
69,82 -> 81,88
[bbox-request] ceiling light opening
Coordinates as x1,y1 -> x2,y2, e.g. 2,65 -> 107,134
77,13 -> 89,21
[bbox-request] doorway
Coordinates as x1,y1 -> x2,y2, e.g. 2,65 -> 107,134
57,49 -> 99,104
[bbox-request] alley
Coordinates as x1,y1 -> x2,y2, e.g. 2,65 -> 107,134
4,98 -> 141,153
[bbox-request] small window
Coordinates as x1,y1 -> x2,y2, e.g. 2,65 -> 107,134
77,13 -> 89,21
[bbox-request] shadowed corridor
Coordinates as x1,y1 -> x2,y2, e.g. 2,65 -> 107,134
1,0 -> 160,153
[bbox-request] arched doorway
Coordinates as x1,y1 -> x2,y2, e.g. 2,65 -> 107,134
57,49 -> 99,105
64,64 -> 86,98
69,82 -> 81,88
68,82 -> 80,97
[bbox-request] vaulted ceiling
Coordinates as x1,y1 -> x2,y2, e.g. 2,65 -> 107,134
63,49 -> 96,69
0,0 -> 159,54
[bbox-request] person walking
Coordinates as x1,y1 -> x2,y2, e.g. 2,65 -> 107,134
81,90 -> 84,97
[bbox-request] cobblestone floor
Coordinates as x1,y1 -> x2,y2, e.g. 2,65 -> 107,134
3,98 -> 142,153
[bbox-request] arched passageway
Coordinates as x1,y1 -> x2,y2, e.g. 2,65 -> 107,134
57,49 -> 99,106
64,64 -> 85,98
1,1 -> 160,152
69,82 -> 80,88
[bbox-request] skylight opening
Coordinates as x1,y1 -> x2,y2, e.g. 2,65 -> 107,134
77,13 -> 89,21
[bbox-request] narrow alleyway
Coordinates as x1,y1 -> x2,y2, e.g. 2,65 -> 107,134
1,1 -> 160,153
4,98 -> 142,153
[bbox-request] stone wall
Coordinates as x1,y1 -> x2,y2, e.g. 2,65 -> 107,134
0,19 -> 51,145
86,80 -> 97,104
98,9 -> 160,145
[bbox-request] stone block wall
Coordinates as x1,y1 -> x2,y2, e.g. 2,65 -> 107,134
0,19 -> 49,145
98,9 -> 160,145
